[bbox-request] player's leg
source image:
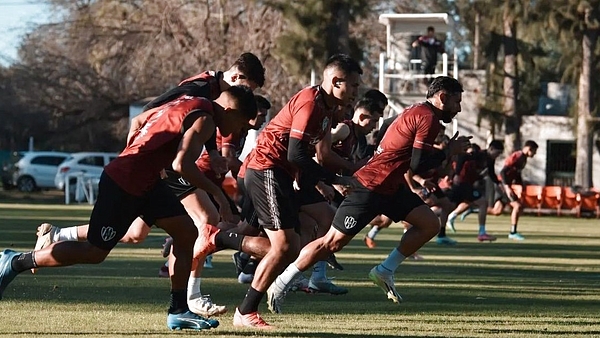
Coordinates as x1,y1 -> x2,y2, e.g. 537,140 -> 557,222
148,182 -> 217,331
178,188 -> 227,317
370,187 -> 438,303
364,214 -> 393,248
508,200 -> 525,240
473,195 -> 495,241
300,201 -> 347,295
233,168 -> 298,329
268,184 -> 378,313
1,173 -> 143,300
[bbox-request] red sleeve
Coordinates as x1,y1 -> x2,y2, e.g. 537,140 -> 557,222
290,100 -> 321,142
413,112 -> 439,151
504,151 -> 520,167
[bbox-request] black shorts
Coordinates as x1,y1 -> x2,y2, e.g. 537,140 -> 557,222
331,183 -> 424,236
447,183 -> 484,204
296,185 -> 327,206
163,169 -> 196,199
88,172 -> 187,251
208,187 -> 241,216
237,176 -> 259,228
244,167 -> 300,231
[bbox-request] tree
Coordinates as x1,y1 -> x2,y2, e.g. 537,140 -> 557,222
546,0 -> 600,189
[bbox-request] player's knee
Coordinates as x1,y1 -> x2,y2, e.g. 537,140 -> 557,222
84,244 -> 110,264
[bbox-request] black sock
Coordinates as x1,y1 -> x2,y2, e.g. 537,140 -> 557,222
215,232 -> 244,251
241,258 -> 259,274
168,289 -> 188,314
11,252 -> 36,273
238,287 -> 264,315
510,224 -> 517,234
438,223 -> 447,237
240,252 -> 250,260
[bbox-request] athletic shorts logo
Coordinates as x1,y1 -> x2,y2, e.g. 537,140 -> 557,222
178,177 -> 191,186
101,226 -> 117,242
344,216 -> 357,229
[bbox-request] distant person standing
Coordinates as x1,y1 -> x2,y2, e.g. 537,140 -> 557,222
412,26 -> 445,81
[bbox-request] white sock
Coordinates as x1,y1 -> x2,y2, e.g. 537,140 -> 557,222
187,277 -> 202,299
310,261 -> 327,282
376,248 -> 406,275
448,212 -> 458,221
367,226 -> 380,239
55,226 -> 79,242
273,263 -> 302,293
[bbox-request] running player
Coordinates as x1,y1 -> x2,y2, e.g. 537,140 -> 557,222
208,54 -> 363,329
267,76 -> 470,313
0,86 -> 257,331
445,140 -> 504,241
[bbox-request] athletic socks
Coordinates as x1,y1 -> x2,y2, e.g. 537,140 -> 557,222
510,224 -> 518,234
367,226 -> 381,240
310,261 -> 327,282
215,232 -> 244,251
479,225 -> 487,235
187,277 -> 202,299
375,248 -> 406,275
238,287 -> 264,315
168,289 -> 188,314
55,226 -> 79,242
272,263 -> 302,294
11,252 -> 36,273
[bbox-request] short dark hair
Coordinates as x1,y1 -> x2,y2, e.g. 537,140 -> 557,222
325,54 -> 363,76
426,76 -> 464,98
427,26 -> 435,32
363,89 -> 388,109
354,98 -> 381,115
470,143 -> 481,152
254,94 -> 271,111
233,52 -> 266,88
524,140 -> 538,150
224,85 -> 257,120
488,140 -> 504,151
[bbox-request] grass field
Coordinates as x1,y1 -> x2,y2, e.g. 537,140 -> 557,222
0,202 -> 599,337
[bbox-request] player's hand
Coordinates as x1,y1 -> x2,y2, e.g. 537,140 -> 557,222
421,179 -> 438,193
316,181 -> 335,202
209,151 -> 228,176
333,184 -> 352,197
504,185 -> 518,200
448,131 -> 472,155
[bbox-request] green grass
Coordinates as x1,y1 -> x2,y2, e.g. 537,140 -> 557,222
0,203 -> 599,337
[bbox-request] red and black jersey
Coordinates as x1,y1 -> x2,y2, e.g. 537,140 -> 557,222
354,102 -> 441,195
105,96 -> 213,196
246,86 -> 336,178
500,150 -> 527,184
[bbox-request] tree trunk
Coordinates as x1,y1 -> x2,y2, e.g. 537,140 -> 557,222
326,1 -> 350,57
575,21 -> 597,189
502,1 -> 520,154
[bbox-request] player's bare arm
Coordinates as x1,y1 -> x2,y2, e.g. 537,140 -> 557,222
315,130 -> 358,173
126,110 -> 155,146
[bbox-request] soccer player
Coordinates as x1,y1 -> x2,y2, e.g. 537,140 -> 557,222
266,76 -> 470,313
497,140 -> 538,240
445,140 -> 504,241
0,86 -> 257,331
214,54 -> 362,328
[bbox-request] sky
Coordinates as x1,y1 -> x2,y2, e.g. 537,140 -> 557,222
0,0 -> 51,64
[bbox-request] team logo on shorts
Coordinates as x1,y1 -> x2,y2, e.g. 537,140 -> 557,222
344,216 -> 357,229
101,226 -> 117,242
178,177 -> 190,186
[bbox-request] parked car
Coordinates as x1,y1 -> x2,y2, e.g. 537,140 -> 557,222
55,152 -> 118,190
11,151 -> 71,192
1,151 -> 25,190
